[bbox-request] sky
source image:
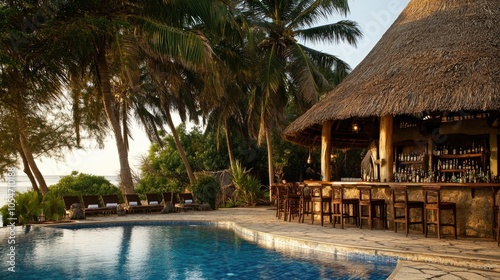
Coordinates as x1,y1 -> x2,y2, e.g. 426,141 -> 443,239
34,0 -> 411,177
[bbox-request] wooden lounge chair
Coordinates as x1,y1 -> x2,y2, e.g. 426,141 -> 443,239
82,195 -> 109,215
162,192 -> 180,205
125,194 -> 154,213
175,193 -> 200,212
101,194 -> 120,214
145,193 -> 164,212
62,195 -> 82,216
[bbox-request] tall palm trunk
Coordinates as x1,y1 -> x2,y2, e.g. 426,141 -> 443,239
163,108 -> 196,186
96,48 -> 135,195
225,118 -> 236,171
265,126 -> 274,200
16,110 -> 48,195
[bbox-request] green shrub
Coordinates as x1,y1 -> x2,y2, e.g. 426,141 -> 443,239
0,190 -> 66,226
0,190 -> 42,226
191,175 -> 220,210
231,161 -> 266,206
49,171 -> 122,202
41,191 -> 65,222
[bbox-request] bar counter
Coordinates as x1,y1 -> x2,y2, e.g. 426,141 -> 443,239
303,180 -> 500,238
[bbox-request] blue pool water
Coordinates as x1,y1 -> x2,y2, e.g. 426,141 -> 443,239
0,222 -> 395,279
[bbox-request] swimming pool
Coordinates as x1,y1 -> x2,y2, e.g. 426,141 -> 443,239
0,222 -> 395,279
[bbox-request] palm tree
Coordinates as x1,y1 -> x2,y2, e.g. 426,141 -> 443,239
0,1 -> 70,195
240,0 -> 362,186
32,0 -> 234,194
132,0 -> 240,184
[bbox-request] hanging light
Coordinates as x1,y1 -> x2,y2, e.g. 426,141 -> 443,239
307,148 -> 312,164
352,121 -> 360,133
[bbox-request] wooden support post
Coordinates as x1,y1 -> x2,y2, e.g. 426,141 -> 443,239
490,128 -> 498,176
379,115 -> 394,182
321,120 -> 333,181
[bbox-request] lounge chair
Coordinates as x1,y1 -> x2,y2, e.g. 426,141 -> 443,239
175,193 -> 200,212
62,195 -> 82,216
101,194 -> 120,214
145,193 -> 164,212
125,194 -> 154,213
162,192 -> 180,205
82,195 -> 109,215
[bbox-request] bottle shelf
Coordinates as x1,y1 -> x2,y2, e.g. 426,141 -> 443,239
438,169 -> 466,173
434,153 -> 483,159
398,161 -> 426,165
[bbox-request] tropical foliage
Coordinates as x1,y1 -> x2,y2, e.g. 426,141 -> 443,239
48,171 -> 121,198
231,161 -> 267,206
0,189 -> 65,226
0,0 -> 360,201
190,175 -> 221,210
136,124 -> 268,194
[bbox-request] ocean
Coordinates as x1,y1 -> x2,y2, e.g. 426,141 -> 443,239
0,173 -> 120,208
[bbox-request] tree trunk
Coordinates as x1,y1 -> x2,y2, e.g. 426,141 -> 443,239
16,111 -> 48,195
19,149 -> 39,193
225,118 -> 236,171
96,48 -> 135,195
164,108 -> 196,186
265,126 -> 274,200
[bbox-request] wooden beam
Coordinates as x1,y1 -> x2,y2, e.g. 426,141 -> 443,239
490,128 -> 498,176
321,120 -> 333,181
379,115 -> 394,182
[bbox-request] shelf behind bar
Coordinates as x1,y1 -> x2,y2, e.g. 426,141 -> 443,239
435,153 -> 483,159
329,181 -> 500,189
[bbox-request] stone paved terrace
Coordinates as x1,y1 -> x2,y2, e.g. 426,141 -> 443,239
55,207 -> 500,279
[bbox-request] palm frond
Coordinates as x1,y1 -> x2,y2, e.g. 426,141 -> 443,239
296,20 -> 362,46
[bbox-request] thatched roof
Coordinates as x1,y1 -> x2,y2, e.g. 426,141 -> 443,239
284,0 -> 500,147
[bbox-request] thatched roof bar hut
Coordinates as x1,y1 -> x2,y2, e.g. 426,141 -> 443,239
283,0 -> 500,181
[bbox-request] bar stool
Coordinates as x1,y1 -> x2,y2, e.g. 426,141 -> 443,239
274,183 -> 287,220
358,185 -> 387,230
492,187 -> 499,246
309,182 -> 333,226
284,182 -> 301,222
331,185 -> 359,229
495,207 -> 500,246
298,182 -> 312,223
391,185 -> 424,236
423,185 -> 457,239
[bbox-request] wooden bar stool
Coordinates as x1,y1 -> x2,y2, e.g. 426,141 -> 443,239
391,185 -> 424,236
492,187 -> 500,246
309,182 -> 333,226
331,185 -> 359,229
274,183 -> 287,220
298,182 -> 312,223
358,185 -> 387,230
423,185 -> 457,239
284,182 -> 301,222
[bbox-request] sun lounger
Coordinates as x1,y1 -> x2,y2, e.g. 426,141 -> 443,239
162,192 -> 180,205
62,195 -> 82,216
145,193 -> 164,212
125,194 -> 154,213
175,193 -> 200,212
101,194 -> 120,214
82,195 -> 109,215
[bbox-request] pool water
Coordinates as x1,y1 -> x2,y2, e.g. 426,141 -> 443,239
0,222 -> 395,279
